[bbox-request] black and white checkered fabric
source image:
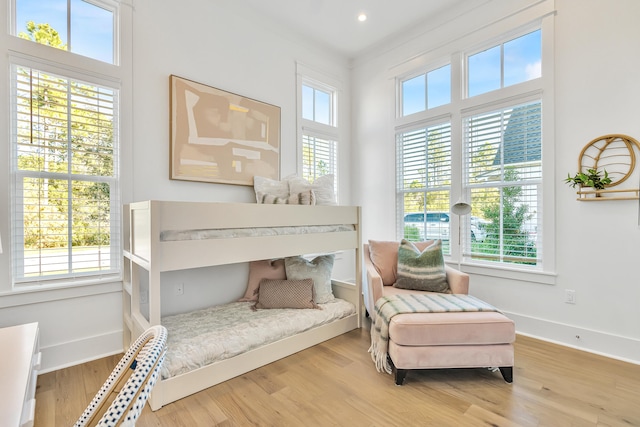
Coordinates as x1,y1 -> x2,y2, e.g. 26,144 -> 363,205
74,325 -> 168,427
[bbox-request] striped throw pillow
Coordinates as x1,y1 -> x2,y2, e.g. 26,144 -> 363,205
394,239 -> 449,293
256,190 -> 316,205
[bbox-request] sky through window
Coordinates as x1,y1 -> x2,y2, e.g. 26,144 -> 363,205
16,0 -> 114,64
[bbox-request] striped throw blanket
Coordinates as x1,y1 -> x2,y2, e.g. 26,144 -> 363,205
368,293 -> 498,374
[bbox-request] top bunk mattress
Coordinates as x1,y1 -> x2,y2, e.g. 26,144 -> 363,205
160,224 -> 355,241
160,299 -> 356,379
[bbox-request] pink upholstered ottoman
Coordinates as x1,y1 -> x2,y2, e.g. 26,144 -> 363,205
388,310 -> 515,385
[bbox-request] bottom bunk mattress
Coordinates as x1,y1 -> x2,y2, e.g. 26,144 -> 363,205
160,299 -> 356,379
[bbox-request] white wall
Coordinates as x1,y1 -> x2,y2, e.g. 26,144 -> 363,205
0,0 -> 352,372
130,0 -> 352,203
351,0 -> 640,363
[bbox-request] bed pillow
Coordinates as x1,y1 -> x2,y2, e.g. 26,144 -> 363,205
284,254 -> 335,303
239,259 -> 287,302
368,239 -> 436,286
252,279 -> 319,310
256,190 -> 316,205
394,239 -> 449,293
287,174 -> 336,205
254,176 -> 289,203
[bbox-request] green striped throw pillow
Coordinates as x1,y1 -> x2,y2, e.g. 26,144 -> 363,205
394,239 -> 449,293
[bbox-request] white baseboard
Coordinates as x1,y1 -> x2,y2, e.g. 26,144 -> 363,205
505,311 -> 640,365
38,330 -> 123,374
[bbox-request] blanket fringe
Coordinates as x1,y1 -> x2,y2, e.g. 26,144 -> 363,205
368,327 -> 392,374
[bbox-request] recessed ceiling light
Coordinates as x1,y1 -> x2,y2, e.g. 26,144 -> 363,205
358,13 -> 367,22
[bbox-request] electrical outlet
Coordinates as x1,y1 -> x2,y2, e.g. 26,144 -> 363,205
565,289 -> 576,304
175,283 -> 184,296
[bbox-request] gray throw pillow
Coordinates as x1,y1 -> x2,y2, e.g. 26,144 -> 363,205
284,254 -> 335,303
394,239 -> 449,293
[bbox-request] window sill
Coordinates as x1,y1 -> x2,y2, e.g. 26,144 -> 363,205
451,262 -> 556,285
0,278 -> 122,309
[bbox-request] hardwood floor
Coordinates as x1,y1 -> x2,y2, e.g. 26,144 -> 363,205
34,326 -> 640,426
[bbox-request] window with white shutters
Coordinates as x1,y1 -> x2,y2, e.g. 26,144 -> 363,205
9,0 -> 122,287
463,101 -> 541,266
298,69 -> 340,195
11,65 -> 120,283
397,123 -> 452,254
395,17 -> 552,276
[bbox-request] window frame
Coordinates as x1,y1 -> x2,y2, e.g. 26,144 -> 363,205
399,60 -> 452,117
465,27 -> 542,99
296,63 -> 341,196
394,8 -> 556,284
11,0 -> 119,65
396,119 -> 452,254
461,98 -> 543,269
10,60 -> 121,286
6,0 -> 125,290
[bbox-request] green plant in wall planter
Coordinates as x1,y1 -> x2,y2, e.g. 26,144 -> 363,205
564,168 -> 612,193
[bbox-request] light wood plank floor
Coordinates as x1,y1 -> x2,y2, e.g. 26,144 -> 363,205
34,326 -> 640,426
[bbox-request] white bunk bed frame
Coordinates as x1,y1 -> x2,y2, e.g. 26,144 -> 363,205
122,200 -> 362,411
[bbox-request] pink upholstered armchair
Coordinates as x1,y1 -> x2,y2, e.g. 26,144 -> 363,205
363,240 -> 515,385
363,240 -> 470,318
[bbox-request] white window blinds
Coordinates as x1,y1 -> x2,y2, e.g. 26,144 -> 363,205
463,101 -> 541,266
396,122 -> 452,253
302,134 -> 337,183
12,65 -> 120,283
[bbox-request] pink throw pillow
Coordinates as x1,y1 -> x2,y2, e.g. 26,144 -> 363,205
239,259 -> 286,301
367,240 -> 435,286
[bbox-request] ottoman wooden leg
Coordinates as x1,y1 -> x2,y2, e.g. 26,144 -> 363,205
499,366 -> 513,383
395,369 -> 408,385
389,356 -> 408,385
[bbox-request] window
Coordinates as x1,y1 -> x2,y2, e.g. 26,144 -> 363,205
15,0 -> 116,64
463,101 -> 541,265
397,123 -> 451,254
468,30 -> 541,97
299,72 -> 339,190
401,64 -> 451,116
396,22 -> 550,274
302,84 -> 333,125
9,0 -> 121,286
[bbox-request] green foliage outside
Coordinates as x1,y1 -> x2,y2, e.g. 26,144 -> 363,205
473,169 -> 536,265
19,21 -> 67,49
402,128 -> 451,215
403,225 -> 421,242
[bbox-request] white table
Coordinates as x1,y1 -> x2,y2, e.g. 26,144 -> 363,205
0,323 -> 40,427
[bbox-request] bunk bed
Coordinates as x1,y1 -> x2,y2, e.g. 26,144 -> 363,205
122,200 -> 362,410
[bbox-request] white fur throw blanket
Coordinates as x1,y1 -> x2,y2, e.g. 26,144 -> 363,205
368,293 -> 498,374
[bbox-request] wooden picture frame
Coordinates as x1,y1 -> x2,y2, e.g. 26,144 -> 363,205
170,75 -> 281,185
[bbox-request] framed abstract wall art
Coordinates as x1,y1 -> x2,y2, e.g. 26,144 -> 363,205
170,75 -> 281,185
